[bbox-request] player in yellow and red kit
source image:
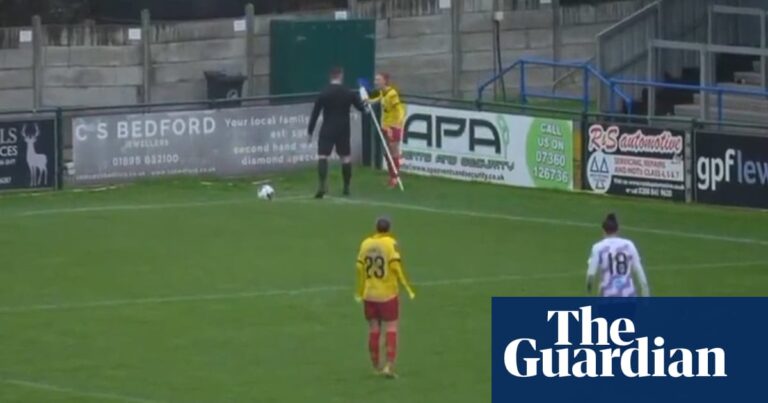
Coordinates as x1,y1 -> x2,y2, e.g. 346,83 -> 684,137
369,73 -> 406,188
355,217 -> 415,378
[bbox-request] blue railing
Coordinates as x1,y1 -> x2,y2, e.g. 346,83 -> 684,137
611,79 -> 768,123
476,58 -> 634,114
477,58 -> 768,122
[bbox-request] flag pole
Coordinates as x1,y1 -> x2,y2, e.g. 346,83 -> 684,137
359,87 -> 405,191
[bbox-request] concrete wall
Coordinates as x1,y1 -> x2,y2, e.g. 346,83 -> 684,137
459,0 -> 643,99
251,16 -> 272,96
0,0 -> 644,110
0,27 -> 34,110
150,19 -> 247,102
460,8 -> 557,98
0,48 -> 34,110
376,14 -> 454,97
0,24 -> 145,110
42,45 -> 143,107
0,19 -> 259,109
372,0 -> 645,100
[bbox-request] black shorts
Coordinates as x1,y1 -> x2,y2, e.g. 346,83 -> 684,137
318,134 -> 351,157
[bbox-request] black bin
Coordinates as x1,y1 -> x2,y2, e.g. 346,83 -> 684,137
204,71 -> 246,106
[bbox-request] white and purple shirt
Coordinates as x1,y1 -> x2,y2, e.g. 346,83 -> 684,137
587,236 -> 650,297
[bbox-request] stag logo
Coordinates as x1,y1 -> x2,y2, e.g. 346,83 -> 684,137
22,124 -> 48,187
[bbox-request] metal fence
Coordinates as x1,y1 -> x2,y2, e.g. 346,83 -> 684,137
402,94 -> 768,209
597,0 -> 768,114
0,93 -> 319,193
596,1 -> 659,107
3,92 -> 767,210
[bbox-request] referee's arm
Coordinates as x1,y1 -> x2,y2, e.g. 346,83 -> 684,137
307,96 -> 324,138
351,90 -> 365,113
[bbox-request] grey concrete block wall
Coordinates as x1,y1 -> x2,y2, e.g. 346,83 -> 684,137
152,38 -> 245,63
0,48 -> 33,69
150,81 -> 204,103
154,59 -> 245,83
0,89 -> 34,110
0,48 -> 34,110
379,34 -> 451,58
151,19 -> 242,43
0,0 -> 648,110
0,15 -> 271,109
43,25 -> 141,46
44,46 -> 142,66
459,9 -> 559,99
147,16 -> 275,101
560,43 -> 596,60
250,15 -> 272,96
44,66 -> 142,87
150,19 -> 247,103
0,69 -> 33,89
462,1 -> 646,99
377,13 -> 450,37
560,1 -> 644,25
248,75 -> 271,96
44,87 -> 140,107
41,45 -> 143,107
377,53 -> 452,75
376,13 -> 453,95
463,0 -> 495,12
356,0 -> 444,18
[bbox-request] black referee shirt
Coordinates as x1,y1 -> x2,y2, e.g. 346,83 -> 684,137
307,84 -> 365,139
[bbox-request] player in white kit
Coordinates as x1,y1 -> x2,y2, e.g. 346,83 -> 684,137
586,213 -> 650,297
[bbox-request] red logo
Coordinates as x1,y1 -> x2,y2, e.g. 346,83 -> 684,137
588,124 -> 683,155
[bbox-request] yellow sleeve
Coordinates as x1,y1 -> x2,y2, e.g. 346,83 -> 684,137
391,259 -> 415,299
391,90 -> 406,126
355,248 -> 366,299
368,89 -> 383,103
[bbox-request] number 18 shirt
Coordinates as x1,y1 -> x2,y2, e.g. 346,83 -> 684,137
587,236 -> 650,297
355,233 -> 415,302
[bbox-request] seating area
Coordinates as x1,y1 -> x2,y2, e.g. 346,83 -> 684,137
674,60 -> 768,125
476,1 -> 768,129
596,0 -> 768,127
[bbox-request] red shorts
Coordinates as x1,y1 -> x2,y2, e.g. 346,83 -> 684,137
386,127 -> 403,143
364,297 -> 399,322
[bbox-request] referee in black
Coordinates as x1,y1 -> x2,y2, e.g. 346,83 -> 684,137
307,67 -> 365,199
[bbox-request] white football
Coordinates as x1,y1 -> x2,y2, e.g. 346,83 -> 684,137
258,184 -> 275,200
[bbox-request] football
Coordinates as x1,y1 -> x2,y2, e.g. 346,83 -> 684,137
257,184 -> 275,200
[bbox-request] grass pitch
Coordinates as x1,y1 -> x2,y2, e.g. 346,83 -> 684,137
0,168 -> 766,402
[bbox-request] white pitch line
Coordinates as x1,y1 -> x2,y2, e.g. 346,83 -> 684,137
0,261 -> 764,314
411,260 -> 768,286
13,195 -> 310,217
17,199 -> 250,216
5,192 -> 767,246
0,285 -> 345,313
322,197 -> 768,246
0,377 -> 164,403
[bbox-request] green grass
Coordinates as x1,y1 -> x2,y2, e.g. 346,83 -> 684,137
0,168 -> 766,402
502,96 -> 596,112
479,96 -> 595,121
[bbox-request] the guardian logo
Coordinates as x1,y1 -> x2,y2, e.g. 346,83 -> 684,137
504,306 -> 727,378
